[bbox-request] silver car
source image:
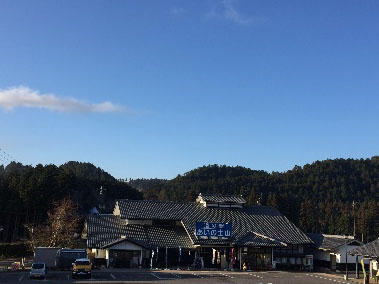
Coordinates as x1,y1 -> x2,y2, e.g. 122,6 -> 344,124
29,262 -> 46,279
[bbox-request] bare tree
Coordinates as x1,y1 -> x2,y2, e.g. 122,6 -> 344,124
28,198 -> 82,249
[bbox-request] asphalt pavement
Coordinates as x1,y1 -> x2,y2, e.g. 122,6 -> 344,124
0,269 -> 363,284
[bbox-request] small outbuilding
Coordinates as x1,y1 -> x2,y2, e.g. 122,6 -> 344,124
306,233 -> 364,271
350,239 -> 379,281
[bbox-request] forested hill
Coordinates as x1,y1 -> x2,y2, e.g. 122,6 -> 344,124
60,161 -> 116,183
129,157 -> 379,242
0,161 -> 142,242
1,158 -> 378,243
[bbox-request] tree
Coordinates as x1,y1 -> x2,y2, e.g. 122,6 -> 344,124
247,188 -> 257,205
28,198 -> 82,249
299,200 -> 319,233
266,192 -> 278,208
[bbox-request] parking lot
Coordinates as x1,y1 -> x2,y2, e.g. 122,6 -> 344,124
0,270 -> 359,284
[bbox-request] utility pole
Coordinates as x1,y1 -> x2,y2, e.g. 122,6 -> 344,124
344,236 -> 348,280
352,200 -> 356,238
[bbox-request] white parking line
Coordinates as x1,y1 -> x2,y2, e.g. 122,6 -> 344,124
110,274 -> 116,280
192,273 -> 204,279
220,273 -> 234,279
172,273 -> 181,279
18,275 -> 23,282
307,273 -> 352,284
151,273 -> 177,280
248,273 -> 263,279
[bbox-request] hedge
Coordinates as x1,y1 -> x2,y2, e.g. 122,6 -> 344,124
0,243 -> 32,259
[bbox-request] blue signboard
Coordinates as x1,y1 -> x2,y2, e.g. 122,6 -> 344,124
195,222 -> 232,239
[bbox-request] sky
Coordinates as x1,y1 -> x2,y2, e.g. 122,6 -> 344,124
0,0 -> 378,179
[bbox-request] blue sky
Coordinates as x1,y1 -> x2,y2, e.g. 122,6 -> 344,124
0,0 -> 378,179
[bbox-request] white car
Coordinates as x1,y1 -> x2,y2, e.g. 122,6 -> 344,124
29,262 -> 46,279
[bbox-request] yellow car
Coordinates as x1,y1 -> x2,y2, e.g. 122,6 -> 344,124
72,258 -> 91,279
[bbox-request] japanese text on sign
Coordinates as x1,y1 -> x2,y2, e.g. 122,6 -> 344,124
195,222 -> 232,239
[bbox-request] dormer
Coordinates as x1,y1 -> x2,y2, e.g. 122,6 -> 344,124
196,193 -> 246,209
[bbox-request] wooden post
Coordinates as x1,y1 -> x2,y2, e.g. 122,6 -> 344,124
165,246 -> 168,269
139,249 -> 143,268
239,247 -> 242,270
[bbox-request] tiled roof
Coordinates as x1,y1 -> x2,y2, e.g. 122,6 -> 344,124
306,234 -> 360,251
349,239 -> 379,258
86,215 -> 194,249
198,194 -> 246,203
237,232 -> 285,247
116,200 -> 313,246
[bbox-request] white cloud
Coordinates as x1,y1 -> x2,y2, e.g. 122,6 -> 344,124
0,86 -> 126,113
206,0 -> 264,25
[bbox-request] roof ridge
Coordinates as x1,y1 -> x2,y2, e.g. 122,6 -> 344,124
117,199 -> 194,204
200,193 -> 244,196
322,234 -> 355,239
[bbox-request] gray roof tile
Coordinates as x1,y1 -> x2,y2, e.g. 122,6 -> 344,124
86,214 -> 194,249
349,239 -> 379,258
306,234 -> 361,251
116,200 -> 313,246
237,232 -> 285,247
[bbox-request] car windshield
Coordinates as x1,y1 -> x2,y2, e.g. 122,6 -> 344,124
75,260 -> 90,265
32,263 -> 44,269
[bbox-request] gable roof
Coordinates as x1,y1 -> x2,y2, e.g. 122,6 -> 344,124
86,214 -> 194,249
306,234 -> 361,251
349,239 -> 379,258
115,200 -> 313,246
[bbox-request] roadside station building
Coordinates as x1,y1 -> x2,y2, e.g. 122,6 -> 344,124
84,194 -> 313,270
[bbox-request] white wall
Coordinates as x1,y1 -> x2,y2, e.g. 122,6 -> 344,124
313,245 -> 370,265
108,240 -> 142,251
92,249 -> 106,258
334,245 -> 368,264
113,203 -> 120,216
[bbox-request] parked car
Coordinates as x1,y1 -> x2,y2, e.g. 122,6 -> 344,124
29,262 -> 46,279
71,258 -> 91,279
